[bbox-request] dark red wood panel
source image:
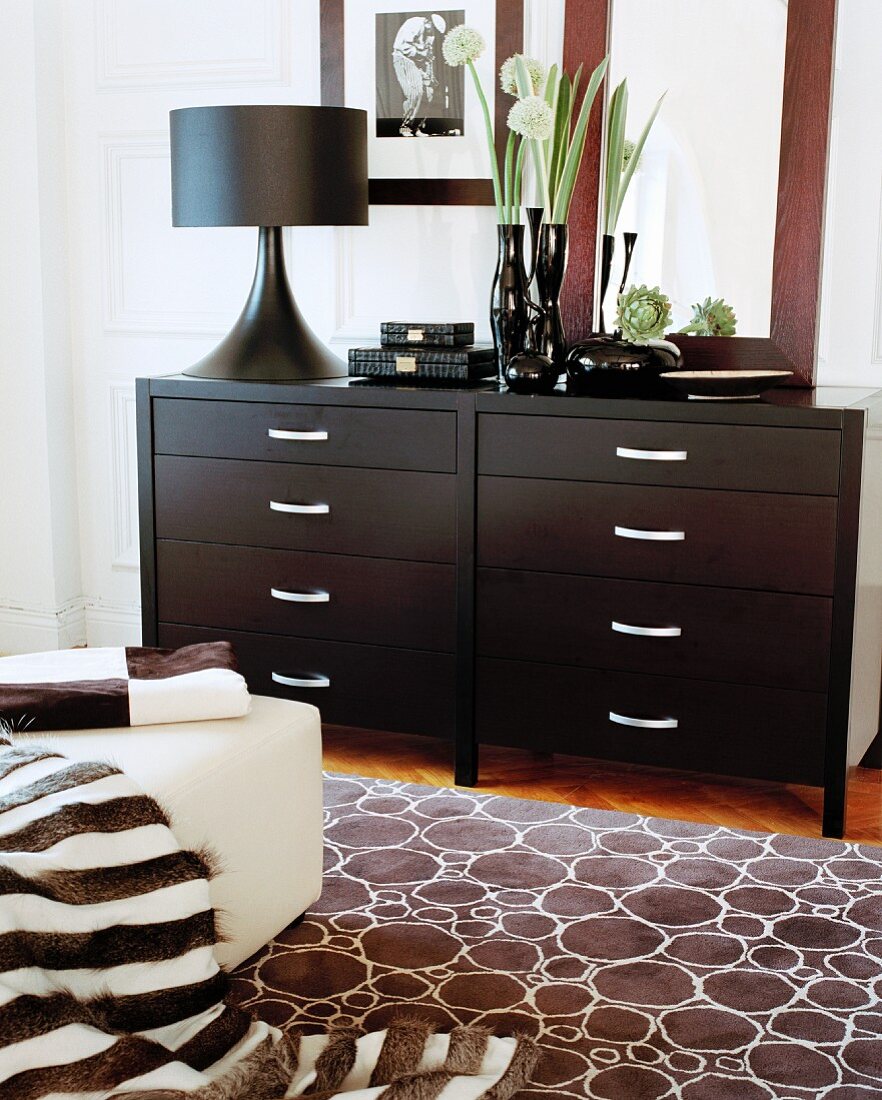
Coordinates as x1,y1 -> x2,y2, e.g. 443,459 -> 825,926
560,0 -> 609,340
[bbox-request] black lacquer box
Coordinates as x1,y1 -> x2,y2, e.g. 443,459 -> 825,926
380,322 -> 475,348
349,343 -> 495,382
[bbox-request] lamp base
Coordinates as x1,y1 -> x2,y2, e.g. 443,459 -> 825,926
183,226 -> 345,382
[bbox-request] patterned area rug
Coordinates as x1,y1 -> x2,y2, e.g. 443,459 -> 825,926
231,774 -> 882,1098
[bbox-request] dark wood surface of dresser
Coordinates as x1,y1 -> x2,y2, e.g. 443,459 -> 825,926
138,376 -> 882,837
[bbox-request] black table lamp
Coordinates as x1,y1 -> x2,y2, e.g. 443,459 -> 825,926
170,105 -> 368,381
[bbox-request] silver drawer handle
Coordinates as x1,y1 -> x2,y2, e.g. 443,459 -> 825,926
270,500 -> 330,515
268,428 -> 328,441
271,588 -> 330,604
610,711 -> 679,730
615,525 -> 685,542
612,621 -> 682,638
617,446 -> 687,462
272,671 -> 331,688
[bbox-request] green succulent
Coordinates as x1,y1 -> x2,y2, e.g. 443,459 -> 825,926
616,284 -> 672,344
678,296 -> 737,337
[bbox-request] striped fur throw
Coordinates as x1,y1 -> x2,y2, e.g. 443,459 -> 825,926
0,733 -> 538,1099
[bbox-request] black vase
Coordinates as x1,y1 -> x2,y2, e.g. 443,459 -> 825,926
490,224 -> 529,384
598,233 -> 615,334
532,224 -> 569,373
525,207 -> 544,284
618,231 -> 638,296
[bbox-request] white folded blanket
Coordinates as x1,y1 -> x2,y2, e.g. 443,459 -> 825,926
0,642 -> 251,731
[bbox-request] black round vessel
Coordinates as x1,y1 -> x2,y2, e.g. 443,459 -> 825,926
504,351 -> 559,395
566,335 -> 683,398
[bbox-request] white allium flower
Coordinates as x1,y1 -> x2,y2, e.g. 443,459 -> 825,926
442,25 -> 485,67
507,95 -> 554,141
499,55 -> 545,96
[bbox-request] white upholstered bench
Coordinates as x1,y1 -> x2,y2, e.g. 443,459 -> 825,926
31,695 -> 323,969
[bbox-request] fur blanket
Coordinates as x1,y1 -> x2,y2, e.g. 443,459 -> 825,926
0,732 -> 538,1098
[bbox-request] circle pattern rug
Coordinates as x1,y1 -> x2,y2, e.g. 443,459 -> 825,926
231,774 -> 882,1098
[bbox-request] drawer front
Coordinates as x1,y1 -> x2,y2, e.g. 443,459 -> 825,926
478,476 -> 837,595
159,625 -> 456,739
155,457 -> 456,563
477,569 -> 831,692
153,398 -> 456,473
478,413 -> 841,495
477,658 -> 826,785
157,542 -> 456,652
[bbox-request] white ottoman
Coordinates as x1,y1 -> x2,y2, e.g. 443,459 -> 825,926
30,695 -> 323,969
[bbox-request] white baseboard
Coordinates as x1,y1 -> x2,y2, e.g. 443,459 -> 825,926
84,601 -> 142,648
0,598 -> 141,653
0,598 -> 87,654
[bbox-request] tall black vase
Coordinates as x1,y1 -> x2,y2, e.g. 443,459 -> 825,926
533,223 -> 569,373
618,231 -> 638,297
490,224 -> 529,384
598,233 -> 615,334
525,207 -> 544,284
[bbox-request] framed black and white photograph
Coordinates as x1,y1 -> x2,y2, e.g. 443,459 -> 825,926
375,10 -> 466,139
321,0 -> 523,204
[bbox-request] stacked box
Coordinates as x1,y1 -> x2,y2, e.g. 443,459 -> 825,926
349,321 -> 494,382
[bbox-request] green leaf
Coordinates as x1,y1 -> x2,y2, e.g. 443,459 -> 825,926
552,55 -> 609,224
603,79 -> 628,234
548,74 -> 572,210
543,63 -> 560,170
503,129 -> 517,223
613,91 -> 665,228
543,62 -> 559,106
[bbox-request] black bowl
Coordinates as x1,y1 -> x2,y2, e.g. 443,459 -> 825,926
659,370 -> 793,401
566,336 -> 683,398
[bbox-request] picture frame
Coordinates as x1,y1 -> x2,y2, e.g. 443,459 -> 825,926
320,0 -> 523,205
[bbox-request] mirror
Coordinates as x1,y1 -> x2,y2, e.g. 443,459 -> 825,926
562,0 -> 835,385
606,0 -> 788,337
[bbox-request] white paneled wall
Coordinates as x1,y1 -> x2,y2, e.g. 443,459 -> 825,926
0,0 -> 879,652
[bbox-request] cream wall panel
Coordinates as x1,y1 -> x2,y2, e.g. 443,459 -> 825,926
96,0 -> 290,90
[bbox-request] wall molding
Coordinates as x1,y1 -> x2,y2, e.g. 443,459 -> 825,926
329,228 -> 377,346
0,598 -> 87,654
95,0 -> 291,92
109,382 -> 139,571
101,132 -> 235,337
84,600 -> 142,647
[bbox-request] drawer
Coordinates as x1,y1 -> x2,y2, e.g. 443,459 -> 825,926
476,658 -> 826,785
153,399 -> 456,473
478,413 -> 841,495
155,457 -> 456,563
157,542 -> 456,652
477,569 -> 831,692
478,476 -> 837,595
158,625 -> 456,739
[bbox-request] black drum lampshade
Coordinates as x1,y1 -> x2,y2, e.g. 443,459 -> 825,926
170,105 -> 368,381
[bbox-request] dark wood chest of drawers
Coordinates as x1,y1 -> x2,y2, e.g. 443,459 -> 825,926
138,376 -> 882,837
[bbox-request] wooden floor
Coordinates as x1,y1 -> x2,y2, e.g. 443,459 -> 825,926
323,726 -> 882,845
